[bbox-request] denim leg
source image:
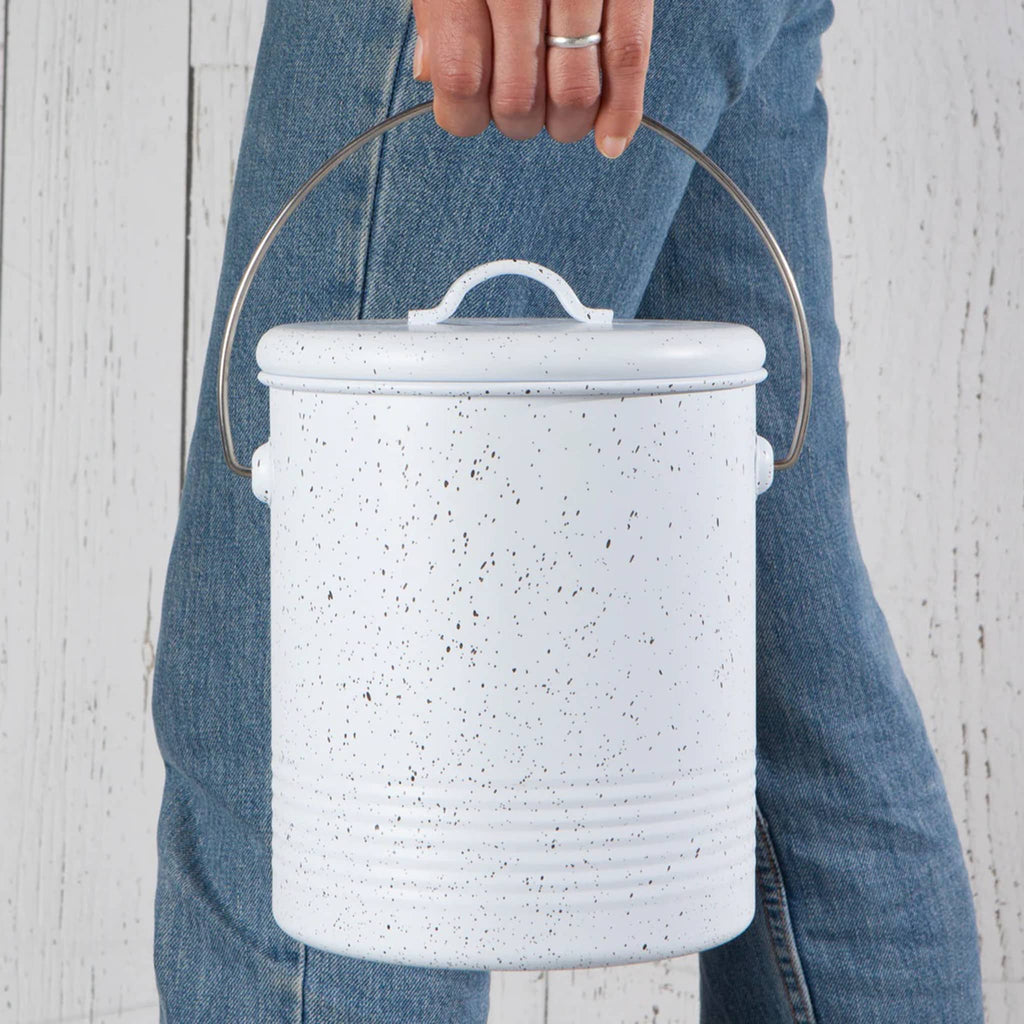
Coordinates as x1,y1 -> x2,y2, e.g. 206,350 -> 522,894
638,7 -> 985,1021
149,0 -> 908,1020
154,2 -> 492,1020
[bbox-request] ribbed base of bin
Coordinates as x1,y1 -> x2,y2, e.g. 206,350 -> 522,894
270,760 -> 755,970
273,879 -> 754,970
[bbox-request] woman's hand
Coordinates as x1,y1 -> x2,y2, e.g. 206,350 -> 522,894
411,0 -> 653,159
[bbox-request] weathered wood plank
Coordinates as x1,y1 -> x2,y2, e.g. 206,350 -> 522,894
184,64 -> 253,463
0,1 -> 188,1021
191,0 -> 265,68
823,0 -> 1024,1009
545,958 -> 700,1024
60,1005 -> 159,1024
0,0 -> 7,249
488,971 -> 547,1024
984,981 -> 1024,1024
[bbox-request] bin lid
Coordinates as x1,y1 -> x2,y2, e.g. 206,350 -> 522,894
255,260 -> 767,395
256,317 -> 766,392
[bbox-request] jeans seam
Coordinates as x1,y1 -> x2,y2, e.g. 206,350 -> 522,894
356,1 -> 416,319
755,803 -> 817,1024
297,941 -> 308,1024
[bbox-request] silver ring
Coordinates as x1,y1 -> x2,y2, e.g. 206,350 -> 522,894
545,32 -> 601,48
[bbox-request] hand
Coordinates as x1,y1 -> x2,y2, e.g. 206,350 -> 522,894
411,0 -> 654,159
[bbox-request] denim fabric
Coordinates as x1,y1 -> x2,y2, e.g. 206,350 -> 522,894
152,0 -> 985,1020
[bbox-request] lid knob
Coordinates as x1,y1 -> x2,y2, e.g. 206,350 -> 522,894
407,259 -> 614,327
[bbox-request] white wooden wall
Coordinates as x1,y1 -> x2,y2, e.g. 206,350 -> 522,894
1,1 -> 1020,1021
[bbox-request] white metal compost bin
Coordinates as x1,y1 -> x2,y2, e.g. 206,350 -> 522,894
215,105 -> 812,972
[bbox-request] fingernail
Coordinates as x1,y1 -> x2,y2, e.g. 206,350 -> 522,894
413,35 -> 423,78
598,135 -> 628,159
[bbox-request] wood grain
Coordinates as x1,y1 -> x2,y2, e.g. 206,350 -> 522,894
0,0 -> 1019,1021
544,959 -> 701,1023
190,0 -> 264,68
0,2 -> 188,1022
183,64 -> 253,467
825,4 -> 1024,1022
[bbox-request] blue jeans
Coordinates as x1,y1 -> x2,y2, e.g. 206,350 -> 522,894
152,0 -> 984,1019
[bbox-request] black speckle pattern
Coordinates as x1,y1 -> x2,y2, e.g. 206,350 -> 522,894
259,374 -> 763,970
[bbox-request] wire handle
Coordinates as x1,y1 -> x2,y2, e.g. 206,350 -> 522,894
408,258 -> 613,327
218,101 -> 811,478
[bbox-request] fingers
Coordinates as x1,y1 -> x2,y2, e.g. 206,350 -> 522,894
412,0 -> 431,80
430,0 -> 493,137
594,0 -> 653,157
415,0 -> 653,152
545,0 -> 603,144
485,0 -> 545,140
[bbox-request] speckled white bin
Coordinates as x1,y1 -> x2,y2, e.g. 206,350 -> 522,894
250,260 -> 775,970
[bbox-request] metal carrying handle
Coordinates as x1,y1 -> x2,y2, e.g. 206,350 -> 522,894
408,258 -> 613,326
218,101 -> 812,478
